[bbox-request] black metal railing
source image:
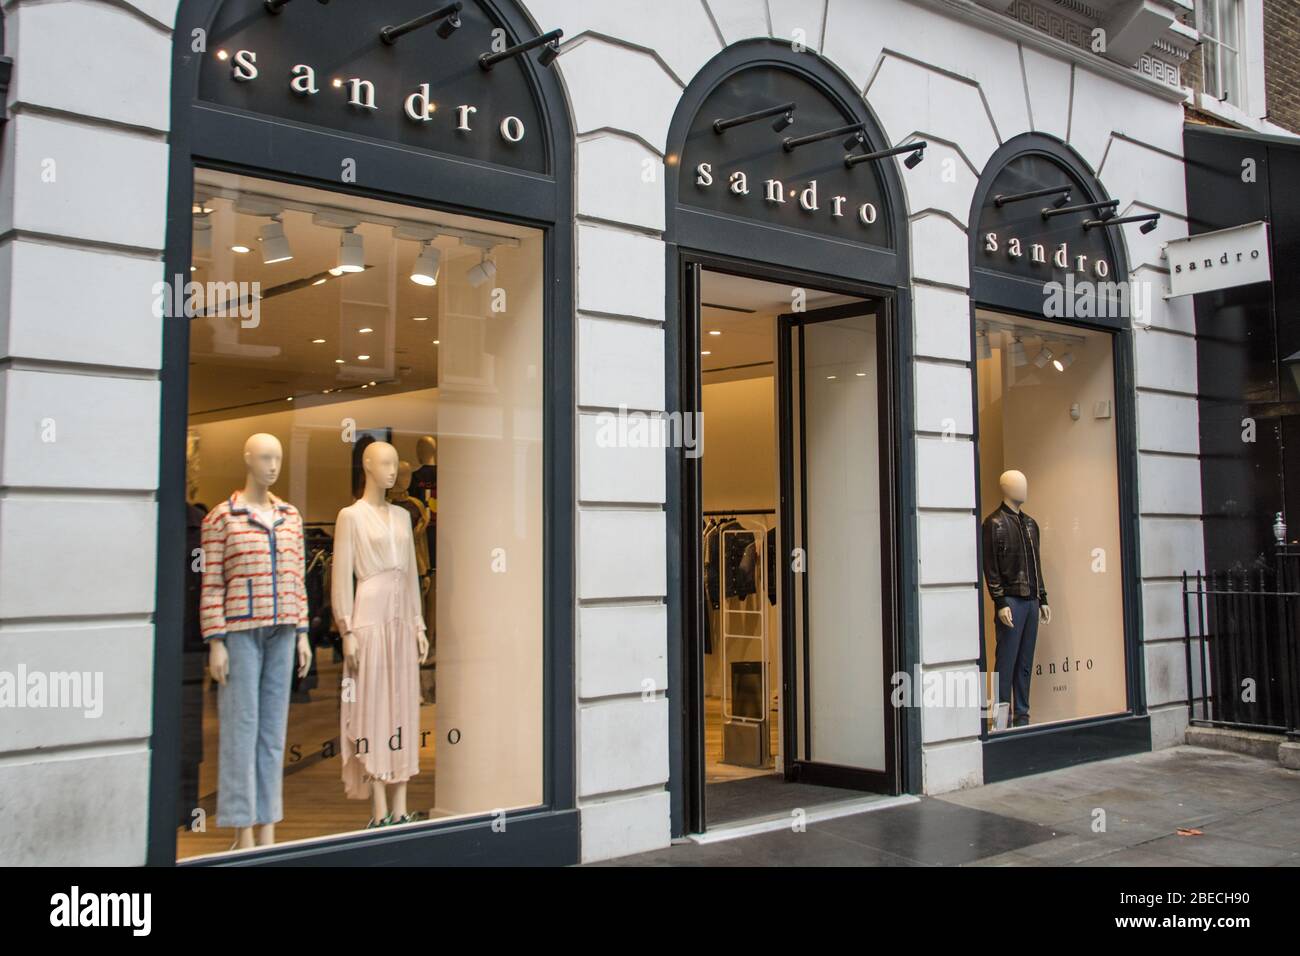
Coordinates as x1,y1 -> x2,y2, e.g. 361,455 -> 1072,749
1182,547 -> 1300,739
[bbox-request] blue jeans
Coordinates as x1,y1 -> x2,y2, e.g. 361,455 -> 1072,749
994,597 -> 1039,723
217,625 -> 295,827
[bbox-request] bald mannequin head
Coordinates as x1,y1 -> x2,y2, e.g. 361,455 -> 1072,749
393,460 -> 413,495
999,469 -> 1027,509
243,433 -> 283,491
362,440 -> 400,492
416,435 -> 437,466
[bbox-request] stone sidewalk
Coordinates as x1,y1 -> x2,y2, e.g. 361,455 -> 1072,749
599,746 -> 1300,866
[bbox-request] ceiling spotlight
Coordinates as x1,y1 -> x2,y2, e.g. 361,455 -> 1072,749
976,329 -> 992,361
357,354 -> 370,361
1009,337 -> 1028,367
337,228 -> 365,273
412,316 -> 429,322
358,327 -> 373,334
380,3 -> 463,44
259,217 -> 293,265
312,338 -> 326,344
433,339 -> 440,345
708,330 -> 721,336
701,351 -> 712,356
334,358 -> 345,364
1034,345 -> 1054,369
312,277 -> 328,286
192,198 -> 214,215
231,244 -> 251,254
411,241 -> 442,286
1053,350 -> 1076,372
466,251 -> 497,288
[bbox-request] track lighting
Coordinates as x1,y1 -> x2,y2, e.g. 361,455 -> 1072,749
994,185 -> 1072,208
337,228 -> 365,274
1009,337 -> 1027,367
479,28 -> 564,70
1034,345 -> 1054,369
846,140 -> 927,169
783,122 -> 865,153
380,3 -> 462,44
192,196 -> 214,216
1082,212 -> 1161,234
1041,199 -> 1118,221
1052,350 -> 1075,372
411,241 -> 442,286
259,217 -> 293,265
713,102 -> 797,134
976,329 -> 992,361
466,250 -> 496,288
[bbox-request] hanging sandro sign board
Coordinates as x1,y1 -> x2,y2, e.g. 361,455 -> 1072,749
1164,221 -> 1271,298
678,66 -> 893,248
197,0 -> 547,174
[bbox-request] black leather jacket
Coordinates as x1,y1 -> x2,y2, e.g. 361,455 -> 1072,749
982,503 -> 1048,609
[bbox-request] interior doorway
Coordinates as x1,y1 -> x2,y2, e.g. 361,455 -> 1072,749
684,264 -> 900,831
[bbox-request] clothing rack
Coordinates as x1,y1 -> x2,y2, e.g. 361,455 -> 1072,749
704,508 -> 775,517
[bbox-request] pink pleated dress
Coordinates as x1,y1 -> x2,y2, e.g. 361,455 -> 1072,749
331,499 -> 426,799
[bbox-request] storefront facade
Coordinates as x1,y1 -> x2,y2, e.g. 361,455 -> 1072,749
0,0 -> 1202,866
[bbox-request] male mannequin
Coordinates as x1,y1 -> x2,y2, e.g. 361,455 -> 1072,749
201,433 -> 312,850
981,469 -> 1050,728
334,441 -> 429,826
410,435 -> 438,635
388,460 -> 431,594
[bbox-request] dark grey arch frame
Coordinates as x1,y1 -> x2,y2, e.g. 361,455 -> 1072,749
967,133 -> 1149,781
662,39 -> 920,837
149,0 -> 577,866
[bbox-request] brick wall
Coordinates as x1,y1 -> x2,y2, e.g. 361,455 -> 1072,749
1264,0 -> 1300,132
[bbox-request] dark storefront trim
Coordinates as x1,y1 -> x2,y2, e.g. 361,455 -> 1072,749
149,0 -> 576,867
967,134 -> 1148,781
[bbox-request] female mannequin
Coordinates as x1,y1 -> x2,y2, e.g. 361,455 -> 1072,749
332,441 -> 429,826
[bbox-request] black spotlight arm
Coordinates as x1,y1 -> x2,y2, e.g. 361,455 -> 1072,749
1041,198 -> 1119,220
994,184 -> 1072,207
381,3 -> 462,44
1083,212 -> 1161,231
265,0 -> 329,13
845,140 -> 926,168
782,122 -> 865,152
712,102 -> 797,134
479,29 -> 563,70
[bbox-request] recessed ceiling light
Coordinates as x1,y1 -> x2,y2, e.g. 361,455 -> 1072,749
231,244 -> 251,254
216,50 -> 229,61
701,350 -> 711,356
368,381 -> 377,387
312,278 -> 328,286
412,316 -> 429,322
855,372 -> 866,377
332,78 -> 343,88
826,375 -> 837,380
312,338 -> 326,344
286,396 -> 294,402
432,339 -> 440,345
190,266 -> 197,272
708,330 -> 721,336
334,358 -> 344,364
357,354 -> 370,361
358,327 -> 373,334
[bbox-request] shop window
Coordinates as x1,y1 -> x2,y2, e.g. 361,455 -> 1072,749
975,313 -> 1128,732
177,170 -> 543,858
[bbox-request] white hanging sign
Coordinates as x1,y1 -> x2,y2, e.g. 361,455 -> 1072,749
1164,221 -> 1271,298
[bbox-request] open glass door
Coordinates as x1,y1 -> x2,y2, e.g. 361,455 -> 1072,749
779,302 -> 896,791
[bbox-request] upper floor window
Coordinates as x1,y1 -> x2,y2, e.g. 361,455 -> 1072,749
1199,0 -> 1244,106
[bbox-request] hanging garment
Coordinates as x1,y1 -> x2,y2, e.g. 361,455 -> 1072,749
766,526 -> 777,605
388,490 -> 431,580
723,524 -> 758,600
332,500 -> 426,799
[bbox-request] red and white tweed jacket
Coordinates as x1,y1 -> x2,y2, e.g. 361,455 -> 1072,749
199,491 -> 309,641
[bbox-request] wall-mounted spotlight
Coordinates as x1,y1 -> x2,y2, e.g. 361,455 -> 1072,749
380,3 -> 462,44
713,102 -> 797,134
1034,345 -> 1054,369
259,217 -> 293,265
783,122 -> 865,153
1083,212 -> 1161,235
994,184 -> 1072,208
1052,349 -> 1075,372
265,0 -> 330,14
411,241 -> 442,286
479,28 -> 563,70
466,249 -> 497,288
1041,198 -> 1118,221
845,140 -> 926,169
337,228 -> 365,274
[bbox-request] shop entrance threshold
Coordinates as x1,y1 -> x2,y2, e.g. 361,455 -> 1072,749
696,776 -> 918,844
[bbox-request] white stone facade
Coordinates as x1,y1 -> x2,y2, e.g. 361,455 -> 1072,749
0,0 -> 1203,865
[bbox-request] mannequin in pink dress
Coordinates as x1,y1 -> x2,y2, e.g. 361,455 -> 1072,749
332,440 -> 429,826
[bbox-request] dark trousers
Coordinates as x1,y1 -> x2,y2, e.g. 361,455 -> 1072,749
994,596 -> 1039,722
